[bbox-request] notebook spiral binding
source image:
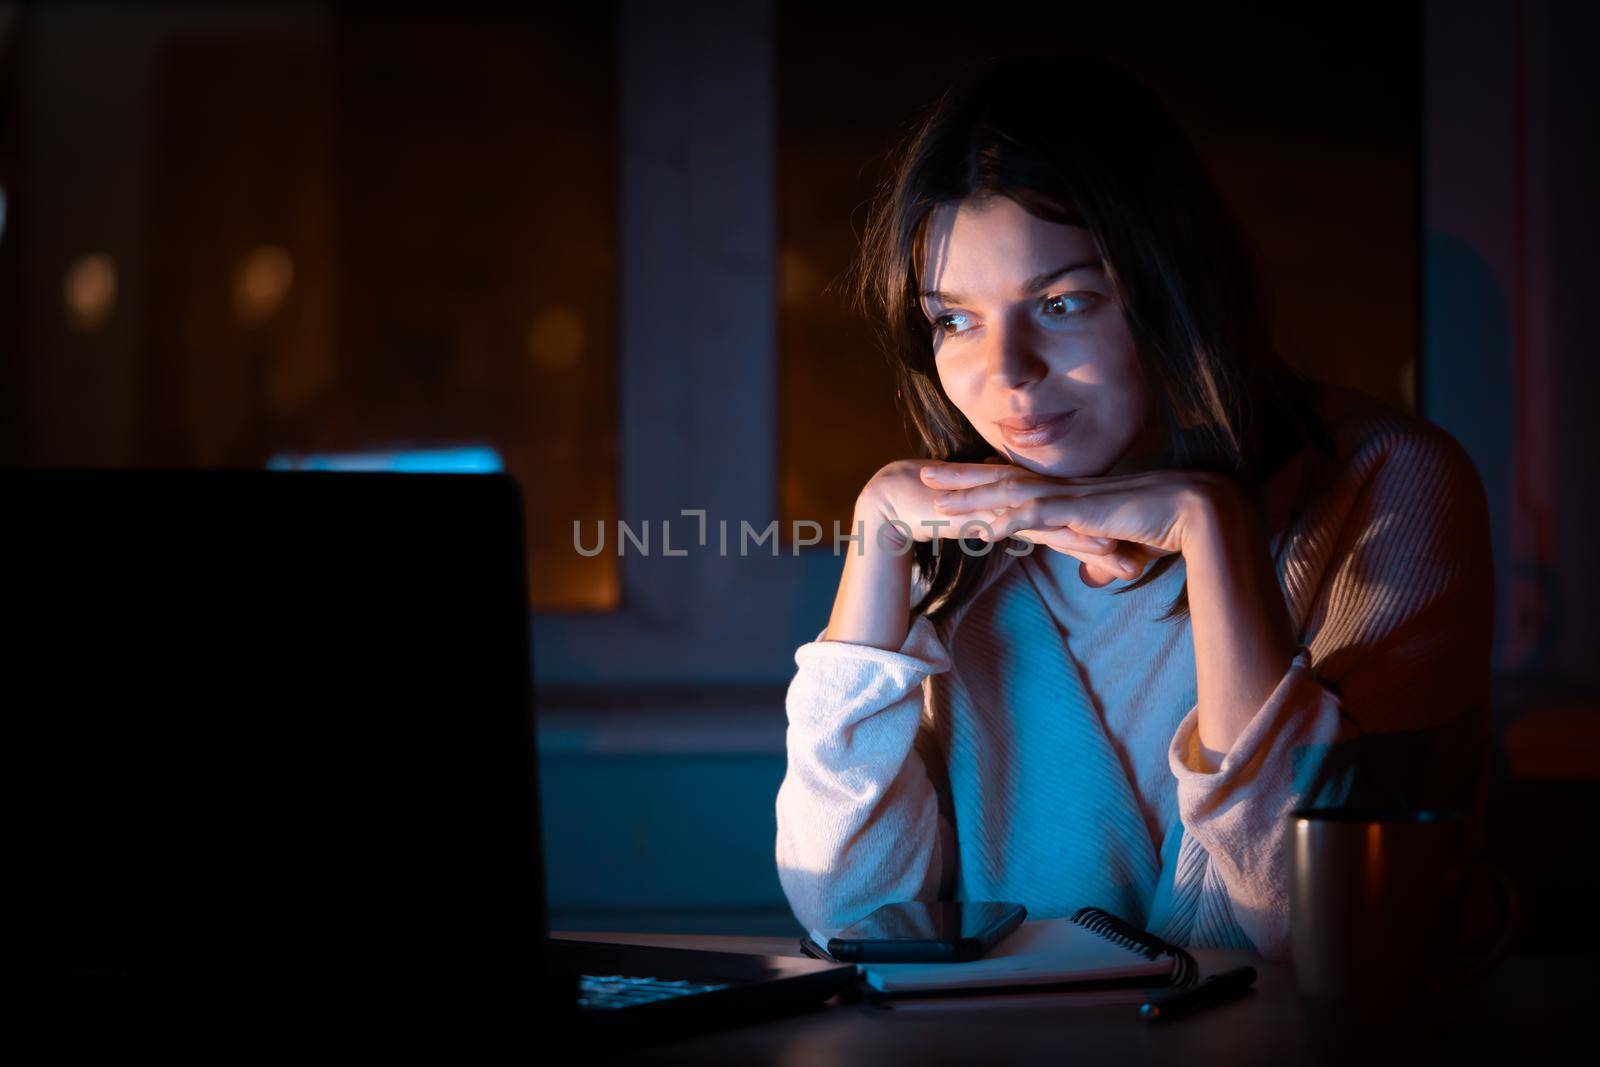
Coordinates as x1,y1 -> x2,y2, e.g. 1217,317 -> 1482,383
1069,906 -> 1198,987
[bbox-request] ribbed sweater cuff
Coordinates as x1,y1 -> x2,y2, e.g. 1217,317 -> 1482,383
793,615 -> 951,677
1167,645 -> 1335,785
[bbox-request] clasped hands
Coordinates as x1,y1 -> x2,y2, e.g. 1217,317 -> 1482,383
911,459 -> 1238,586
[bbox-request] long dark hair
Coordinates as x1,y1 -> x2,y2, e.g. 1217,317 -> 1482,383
845,56 -> 1334,625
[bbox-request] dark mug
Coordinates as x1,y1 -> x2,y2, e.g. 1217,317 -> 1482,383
1288,808 -> 1515,1010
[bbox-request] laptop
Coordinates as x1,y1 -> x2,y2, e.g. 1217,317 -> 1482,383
8,469 -> 853,1056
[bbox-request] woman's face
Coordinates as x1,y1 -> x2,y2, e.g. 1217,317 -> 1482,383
918,195 -> 1163,477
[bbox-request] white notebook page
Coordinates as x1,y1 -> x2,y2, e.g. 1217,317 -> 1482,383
858,917 -> 1175,994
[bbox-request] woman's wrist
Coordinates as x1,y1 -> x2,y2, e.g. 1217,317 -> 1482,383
852,488 -> 912,553
822,493 -> 917,649
1172,475 -> 1248,557
1181,480 -> 1298,758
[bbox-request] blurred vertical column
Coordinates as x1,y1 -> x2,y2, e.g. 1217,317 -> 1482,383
0,3 -> 16,462
13,5 -> 161,466
1429,2 -> 1600,954
8,4 -> 328,467
618,0 -> 776,627
1424,0 -> 1599,702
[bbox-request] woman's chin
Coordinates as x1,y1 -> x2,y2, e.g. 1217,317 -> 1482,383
987,423 -> 1120,475
1003,444 -> 1106,479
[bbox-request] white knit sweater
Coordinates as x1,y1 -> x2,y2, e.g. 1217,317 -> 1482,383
774,382 -> 1494,960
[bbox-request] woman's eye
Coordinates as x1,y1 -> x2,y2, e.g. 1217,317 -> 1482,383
1040,292 -> 1098,319
933,295 -> 1095,339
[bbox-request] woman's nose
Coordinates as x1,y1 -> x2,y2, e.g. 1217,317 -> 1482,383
984,326 -> 1048,390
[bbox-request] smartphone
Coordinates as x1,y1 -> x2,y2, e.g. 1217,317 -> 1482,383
802,901 -> 1027,963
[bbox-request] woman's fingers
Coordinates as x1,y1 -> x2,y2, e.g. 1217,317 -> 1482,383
946,506 -> 1116,555
919,462 -> 1012,489
921,509 -> 1122,564
1014,530 -> 1148,578
1002,525 -> 1119,556
982,499 -> 1082,542
933,477 -> 1063,512
931,471 -> 1157,513
922,461 -> 1164,492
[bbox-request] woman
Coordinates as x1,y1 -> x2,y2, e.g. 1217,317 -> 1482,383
774,57 -> 1493,960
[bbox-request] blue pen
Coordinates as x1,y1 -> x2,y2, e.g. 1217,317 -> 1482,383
1139,966 -> 1257,1021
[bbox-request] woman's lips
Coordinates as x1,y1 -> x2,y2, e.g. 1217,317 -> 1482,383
996,410 -> 1077,449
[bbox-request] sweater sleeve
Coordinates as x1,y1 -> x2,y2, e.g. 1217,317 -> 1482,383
1165,425 -> 1495,960
774,614 -> 957,938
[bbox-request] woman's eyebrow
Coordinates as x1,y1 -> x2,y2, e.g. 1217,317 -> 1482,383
920,258 -> 1103,305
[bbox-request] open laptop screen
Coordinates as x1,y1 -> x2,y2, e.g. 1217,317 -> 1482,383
8,470 -> 547,998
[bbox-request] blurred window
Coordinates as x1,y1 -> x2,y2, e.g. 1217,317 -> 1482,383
5,5 -> 619,610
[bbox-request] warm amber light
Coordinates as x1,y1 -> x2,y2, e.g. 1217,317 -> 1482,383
1363,821 -> 1386,904
525,306 -> 586,372
232,245 -> 295,326
63,253 -> 117,332
780,247 -> 816,308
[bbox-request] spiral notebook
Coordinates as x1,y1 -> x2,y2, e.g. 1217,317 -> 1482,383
853,907 -> 1197,999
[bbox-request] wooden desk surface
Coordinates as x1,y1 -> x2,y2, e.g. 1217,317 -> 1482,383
553,930 -> 1583,1064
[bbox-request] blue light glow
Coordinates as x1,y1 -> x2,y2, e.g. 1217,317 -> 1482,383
266,446 -> 504,474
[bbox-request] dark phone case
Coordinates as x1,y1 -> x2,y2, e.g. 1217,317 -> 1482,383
816,903 -> 1027,963
798,933 -> 839,962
